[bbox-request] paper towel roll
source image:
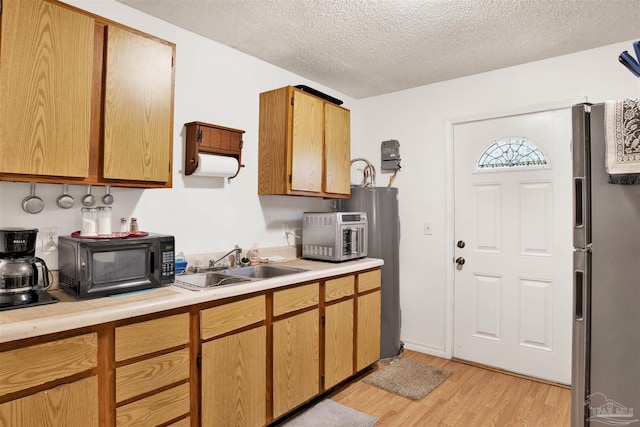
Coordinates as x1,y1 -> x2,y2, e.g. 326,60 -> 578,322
192,155 -> 239,178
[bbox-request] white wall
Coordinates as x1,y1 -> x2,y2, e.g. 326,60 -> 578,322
0,0 -> 361,267
352,41 -> 640,356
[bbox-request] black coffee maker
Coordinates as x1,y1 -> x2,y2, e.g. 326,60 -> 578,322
0,228 -> 57,310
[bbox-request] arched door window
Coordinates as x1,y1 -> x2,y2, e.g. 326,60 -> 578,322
476,137 -> 548,170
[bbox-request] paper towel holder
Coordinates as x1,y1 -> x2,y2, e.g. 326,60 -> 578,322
184,121 -> 245,180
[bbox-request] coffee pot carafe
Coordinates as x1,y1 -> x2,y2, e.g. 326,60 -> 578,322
0,256 -> 50,294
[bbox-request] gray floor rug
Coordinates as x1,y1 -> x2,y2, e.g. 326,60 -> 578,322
363,358 -> 452,401
276,399 -> 377,427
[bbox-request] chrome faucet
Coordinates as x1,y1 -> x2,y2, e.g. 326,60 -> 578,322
208,245 -> 243,269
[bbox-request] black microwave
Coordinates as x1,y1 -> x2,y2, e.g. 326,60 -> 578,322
58,233 -> 175,299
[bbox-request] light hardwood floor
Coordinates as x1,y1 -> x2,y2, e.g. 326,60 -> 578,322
330,350 -> 571,426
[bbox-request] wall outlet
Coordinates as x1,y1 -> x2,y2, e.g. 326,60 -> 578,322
41,227 -> 59,252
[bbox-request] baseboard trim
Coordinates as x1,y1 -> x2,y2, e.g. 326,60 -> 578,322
452,357 -> 571,389
401,340 -> 447,358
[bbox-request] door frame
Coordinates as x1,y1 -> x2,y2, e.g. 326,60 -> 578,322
443,96 -> 587,359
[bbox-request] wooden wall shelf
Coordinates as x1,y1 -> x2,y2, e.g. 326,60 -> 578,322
184,121 -> 245,178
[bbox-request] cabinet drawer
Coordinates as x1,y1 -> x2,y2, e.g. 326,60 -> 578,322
358,270 -> 381,293
115,313 -> 189,362
0,376 -> 98,427
200,295 -> 265,340
167,417 -> 190,427
325,276 -> 354,302
273,283 -> 319,316
116,382 -> 190,427
0,333 -> 97,397
116,348 -> 190,403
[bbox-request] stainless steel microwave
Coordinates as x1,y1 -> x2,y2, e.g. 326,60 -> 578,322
58,233 -> 175,299
302,212 -> 368,262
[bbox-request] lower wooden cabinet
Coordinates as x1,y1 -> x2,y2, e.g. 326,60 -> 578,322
0,267 -> 381,427
114,313 -> 191,427
0,376 -> 99,427
201,326 -> 266,427
0,332 -> 99,427
324,299 -> 354,389
116,382 -> 190,427
200,296 -> 267,427
357,290 -> 381,371
273,308 -> 320,418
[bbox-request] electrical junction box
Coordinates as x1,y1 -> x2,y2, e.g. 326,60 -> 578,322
381,139 -> 401,171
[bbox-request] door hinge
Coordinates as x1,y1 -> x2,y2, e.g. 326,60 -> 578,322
197,129 -> 202,143
291,96 -> 295,106
321,374 -> 325,387
288,174 -> 292,184
0,0 -> 3,14
196,353 -> 202,369
321,314 -> 325,326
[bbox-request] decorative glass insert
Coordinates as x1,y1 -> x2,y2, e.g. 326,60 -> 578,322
476,137 -> 548,170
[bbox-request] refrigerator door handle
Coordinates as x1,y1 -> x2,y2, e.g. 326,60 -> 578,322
572,249 -> 590,426
572,104 -> 591,249
574,268 -> 585,321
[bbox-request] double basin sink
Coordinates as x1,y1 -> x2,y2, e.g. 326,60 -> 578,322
174,264 -> 309,291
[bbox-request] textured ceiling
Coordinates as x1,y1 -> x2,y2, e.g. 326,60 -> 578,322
116,0 -> 640,99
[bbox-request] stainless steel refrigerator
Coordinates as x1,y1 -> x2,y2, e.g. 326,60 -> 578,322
339,186 -> 402,359
572,103 -> 640,426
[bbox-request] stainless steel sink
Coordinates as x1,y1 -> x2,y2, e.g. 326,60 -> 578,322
173,264 -> 308,291
173,271 -> 251,291
222,264 -> 309,279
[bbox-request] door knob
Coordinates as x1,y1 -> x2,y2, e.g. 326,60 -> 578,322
457,240 -> 465,248
455,257 -> 465,265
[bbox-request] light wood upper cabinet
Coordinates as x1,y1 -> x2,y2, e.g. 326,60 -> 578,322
0,0 -> 93,178
103,26 -> 174,183
324,103 -> 351,195
291,90 -> 323,192
258,86 -> 351,198
0,0 -> 175,188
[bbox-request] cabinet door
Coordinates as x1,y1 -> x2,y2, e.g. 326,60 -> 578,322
103,26 -> 173,182
201,326 -> 266,427
0,376 -> 98,427
324,103 -> 351,195
357,290 -> 381,371
291,90 -> 323,193
273,309 -> 319,418
0,0 -> 93,177
324,299 -> 354,389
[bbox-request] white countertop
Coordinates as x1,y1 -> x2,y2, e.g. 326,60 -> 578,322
0,258 -> 383,343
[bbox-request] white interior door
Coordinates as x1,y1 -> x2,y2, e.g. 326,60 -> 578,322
453,108 -> 572,384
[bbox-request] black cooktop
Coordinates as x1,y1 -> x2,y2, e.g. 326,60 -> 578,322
0,290 -> 58,312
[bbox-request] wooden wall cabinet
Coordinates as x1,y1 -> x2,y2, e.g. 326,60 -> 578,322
0,0 -> 175,188
258,86 -> 351,198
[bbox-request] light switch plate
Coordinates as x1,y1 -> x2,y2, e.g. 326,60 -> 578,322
424,221 -> 432,235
